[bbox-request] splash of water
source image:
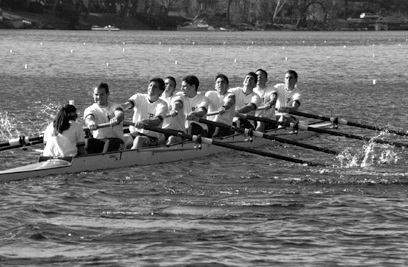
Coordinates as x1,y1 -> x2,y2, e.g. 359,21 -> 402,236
337,131 -> 400,168
0,111 -> 21,140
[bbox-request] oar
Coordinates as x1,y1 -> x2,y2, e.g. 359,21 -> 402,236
288,110 -> 408,137
0,122 -> 113,152
124,121 -> 328,167
238,114 -> 408,148
197,118 -> 339,155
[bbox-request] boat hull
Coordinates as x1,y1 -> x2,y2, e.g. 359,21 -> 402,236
0,123 -> 329,182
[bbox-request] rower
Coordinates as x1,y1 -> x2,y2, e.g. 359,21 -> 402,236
178,75 -> 210,137
205,73 -> 236,137
160,76 -> 186,145
43,104 -> 87,157
122,77 -> 168,150
274,70 -> 301,125
84,82 -> 125,154
228,72 -> 262,129
254,68 -> 278,132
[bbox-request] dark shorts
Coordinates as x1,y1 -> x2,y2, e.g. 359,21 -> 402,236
188,122 -> 208,137
85,137 -> 124,154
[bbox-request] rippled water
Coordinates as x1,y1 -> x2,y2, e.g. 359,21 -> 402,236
1,30 -> 408,266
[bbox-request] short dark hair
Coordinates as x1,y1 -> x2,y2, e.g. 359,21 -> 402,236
165,76 -> 177,88
182,75 -> 200,90
247,72 -> 258,84
215,73 -> 229,85
287,70 -> 298,80
256,68 -> 268,79
96,82 -> 109,94
150,77 -> 165,91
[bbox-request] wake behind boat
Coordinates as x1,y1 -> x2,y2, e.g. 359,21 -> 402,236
0,121 -> 331,182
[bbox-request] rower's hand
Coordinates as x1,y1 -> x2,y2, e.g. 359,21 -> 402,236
186,112 -> 197,120
109,117 -> 119,127
88,122 -> 97,131
218,106 -> 226,115
135,120 -> 147,129
169,110 -> 179,117
278,107 -> 289,113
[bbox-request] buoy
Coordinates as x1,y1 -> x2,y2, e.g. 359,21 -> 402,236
210,48 -> 212,50
282,47 -> 285,49
303,41 -> 305,43
83,42 -> 86,45
40,42 -> 42,45
324,41 -> 327,43
69,100 -> 75,105
314,45 -> 316,48
285,57 -> 287,61
159,42 -> 161,45
192,42 -> 195,45
70,49 -> 74,53
247,46 -> 250,50
24,64 -> 27,69
373,79 -> 377,85
169,48 -> 171,52
123,42 -> 126,45
106,63 -> 109,67
175,61 -> 178,65
343,45 -> 346,48
223,42 -> 226,44
123,48 -> 125,52
373,54 -> 375,57
10,50 -> 12,53
251,41 -> 254,44
234,59 -> 237,63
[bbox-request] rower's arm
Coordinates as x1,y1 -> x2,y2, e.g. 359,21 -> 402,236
122,100 -> 134,110
265,92 -> 277,109
236,103 -> 256,114
113,107 -> 125,123
219,94 -> 235,114
191,107 -> 207,118
173,99 -> 183,112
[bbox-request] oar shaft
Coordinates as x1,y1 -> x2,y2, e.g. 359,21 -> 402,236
124,121 -> 327,167
239,113 -> 408,148
291,122 -> 408,148
198,118 -> 338,155
289,110 -> 408,137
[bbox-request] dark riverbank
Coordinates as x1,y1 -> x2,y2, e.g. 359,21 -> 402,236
1,8 -> 408,31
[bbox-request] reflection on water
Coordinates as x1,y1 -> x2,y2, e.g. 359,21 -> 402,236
1,30 -> 408,266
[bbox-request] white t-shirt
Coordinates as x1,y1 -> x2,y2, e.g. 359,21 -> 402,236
228,87 -> 262,117
254,85 -> 276,119
178,92 -> 210,131
128,93 -> 168,138
43,121 -> 85,157
161,95 -> 186,132
274,83 -> 302,116
83,102 -> 124,141
205,90 -> 235,126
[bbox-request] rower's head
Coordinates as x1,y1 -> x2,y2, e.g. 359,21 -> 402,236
181,75 -> 199,98
64,104 -> 78,121
148,77 -> 165,101
215,73 -> 229,95
243,72 -> 257,90
164,76 -> 177,97
255,69 -> 268,88
94,82 -> 110,107
285,70 -> 298,90
54,104 -> 77,134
